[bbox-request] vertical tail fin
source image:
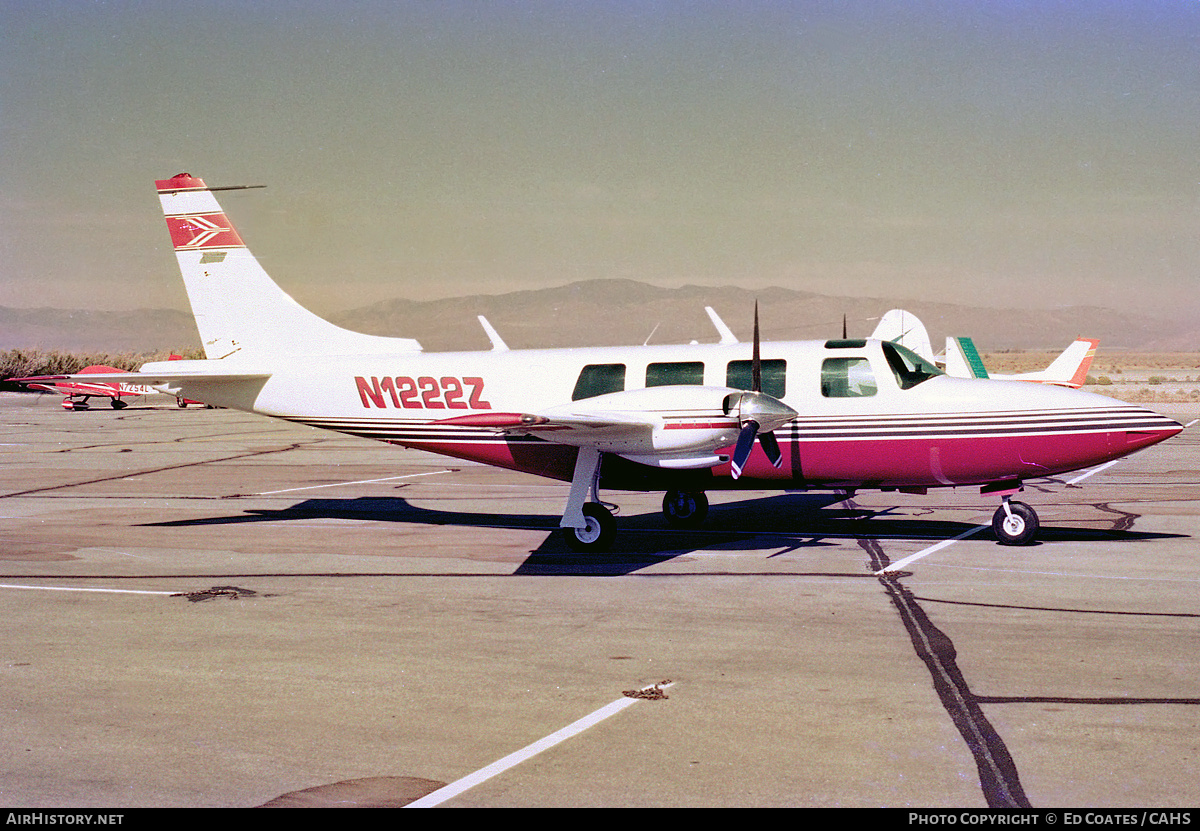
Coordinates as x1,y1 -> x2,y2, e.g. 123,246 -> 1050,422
1039,338 -> 1099,388
944,336 -> 1099,387
156,174 -> 421,359
944,336 -> 990,379
870,309 -> 935,363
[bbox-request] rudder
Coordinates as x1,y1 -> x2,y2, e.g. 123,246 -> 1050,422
156,173 -> 421,359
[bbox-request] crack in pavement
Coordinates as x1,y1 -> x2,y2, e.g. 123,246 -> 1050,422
858,533 -> 1032,808
0,443 -> 312,499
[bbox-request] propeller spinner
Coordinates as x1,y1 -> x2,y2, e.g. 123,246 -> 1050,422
722,303 -> 797,479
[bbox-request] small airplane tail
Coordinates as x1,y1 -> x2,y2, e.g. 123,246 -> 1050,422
1033,338 -> 1099,388
870,310 -> 935,363
156,174 -> 421,360
944,336 -> 990,379
945,336 -> 1099,388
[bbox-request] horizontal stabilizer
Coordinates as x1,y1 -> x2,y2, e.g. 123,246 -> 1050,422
14,361 -> 273,410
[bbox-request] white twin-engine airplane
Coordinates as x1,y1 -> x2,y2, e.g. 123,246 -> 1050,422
26,174 -> 1184,551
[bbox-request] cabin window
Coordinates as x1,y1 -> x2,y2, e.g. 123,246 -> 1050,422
821,358 -> 877,398
881,342 -> 943,390
646,361 -> 705,387
571,363 -> 626,401
726,359 -> 786,398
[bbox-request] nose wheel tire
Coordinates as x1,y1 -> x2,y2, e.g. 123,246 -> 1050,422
563,503 -> 617,552
663,490 -> 709,529
992,500 -> 1039,546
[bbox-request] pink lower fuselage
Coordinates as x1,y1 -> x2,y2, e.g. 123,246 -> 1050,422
383,405 -> 1179,493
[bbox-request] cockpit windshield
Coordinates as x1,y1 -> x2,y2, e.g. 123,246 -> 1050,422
881,341 -> 944,390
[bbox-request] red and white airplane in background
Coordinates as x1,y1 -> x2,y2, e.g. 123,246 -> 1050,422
17,355 -> 200,410
20,365 -> 159,410
18,174 -> 1184,549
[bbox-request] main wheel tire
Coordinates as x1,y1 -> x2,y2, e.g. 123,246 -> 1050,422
563,502 -> 617,552
663,490 -> 709,529
992,501 -> 1039,546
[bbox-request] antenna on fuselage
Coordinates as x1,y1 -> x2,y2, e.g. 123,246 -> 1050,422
477,316 -> 509,351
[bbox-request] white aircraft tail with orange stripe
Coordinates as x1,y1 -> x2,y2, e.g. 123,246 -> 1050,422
946,335 -> 1099,388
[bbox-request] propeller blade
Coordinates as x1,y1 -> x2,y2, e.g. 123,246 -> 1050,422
759,430 -> 782,468
728,302 -> 792,479
730,420 -> 759,480
752,301 -> 761,393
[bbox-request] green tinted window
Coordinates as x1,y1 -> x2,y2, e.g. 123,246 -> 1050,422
821,358 -> 877,398
726,359 -> 786,398
571,364 -> 626,401
881,342 -> 943,390
646,361 -> 705,387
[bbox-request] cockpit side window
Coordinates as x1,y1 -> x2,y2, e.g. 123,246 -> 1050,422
821,357 -> 877,398
572,363 -> 626,401
881,342 -> 943,390
726,359 -> 786,398
646,361 -> 705,387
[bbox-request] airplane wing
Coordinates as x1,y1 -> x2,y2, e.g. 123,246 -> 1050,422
435,384 -> 796,473
435,399 -> 691,438
14,370 -> 271,387
437,406 -> 732,470
20,379 -> 120,398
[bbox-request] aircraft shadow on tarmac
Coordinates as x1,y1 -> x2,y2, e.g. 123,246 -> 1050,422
142,492 -> 1185,577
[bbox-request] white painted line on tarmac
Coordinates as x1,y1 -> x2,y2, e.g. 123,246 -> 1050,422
875,524 -> 989,575
0,583 -> 176,596
253,469 -> 453,496
878,458 -> 1130,575
406,684 -> 669,808
1065,459 -> 1121,485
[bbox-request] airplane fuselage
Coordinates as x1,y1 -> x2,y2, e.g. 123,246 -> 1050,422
26,173 -> 1183,549
176,337 -> 1180,496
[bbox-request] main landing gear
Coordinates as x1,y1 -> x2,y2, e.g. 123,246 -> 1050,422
559,451 -> 714,551
662,490 -> 708,529
992,498 -> 1039,546
560,448 -> 617,552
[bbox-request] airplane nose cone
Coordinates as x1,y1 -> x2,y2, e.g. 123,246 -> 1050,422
724,390 -> 798,432
1120,404 -> 1185,449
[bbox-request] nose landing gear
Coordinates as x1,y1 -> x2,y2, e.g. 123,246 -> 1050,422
992,498 -> 1039,546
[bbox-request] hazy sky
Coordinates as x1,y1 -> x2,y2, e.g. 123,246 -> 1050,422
2,1 -> 1199,320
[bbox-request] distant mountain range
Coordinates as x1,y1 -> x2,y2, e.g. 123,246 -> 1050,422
2,279 -> 1195,355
